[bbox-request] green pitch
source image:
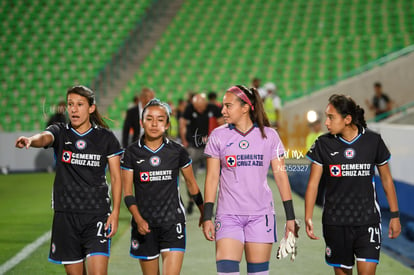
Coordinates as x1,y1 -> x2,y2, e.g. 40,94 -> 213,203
0,173 -> 412,274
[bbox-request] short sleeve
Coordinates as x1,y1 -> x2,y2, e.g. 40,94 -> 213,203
106,131 -> 123,158
306,137 -> 324,166
179,146 -> 192,168
120,148 -> 133,171
182,105 -> 193,120
44,123 -> 62,148
375,135 -> 391,166
204,130 -> 221,158
269,129 -> 285,160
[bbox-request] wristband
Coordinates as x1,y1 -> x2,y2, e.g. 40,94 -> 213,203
283,200 -> 296,221
390,211 -> 400,219
124,195 -> 137,209
203,202 -> 214,221
191,192 -> 204,206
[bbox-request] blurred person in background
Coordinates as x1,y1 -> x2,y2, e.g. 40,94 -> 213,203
305,110 -> 324,150
251,77 -> 266,99
263,82 -> 282,129
46,100 -> 67,127
208,91 -> 222,108
179,93 -> 223,214
122,95 -> 140,148
122,87 -> 155,148
365,82 -> 393,120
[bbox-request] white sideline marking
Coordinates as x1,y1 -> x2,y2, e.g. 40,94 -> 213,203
0,231 -> 51,275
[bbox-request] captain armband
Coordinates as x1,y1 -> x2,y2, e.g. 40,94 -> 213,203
203,202 -> 214,222
124,195 -> 137,209
191,192 -> 204,206
283,200 -> 296,221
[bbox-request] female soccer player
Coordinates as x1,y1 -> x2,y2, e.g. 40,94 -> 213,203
202,85 -> 297,275
121,99 -> 204,275
15,85 -> 123,275
305,94 -> 401,275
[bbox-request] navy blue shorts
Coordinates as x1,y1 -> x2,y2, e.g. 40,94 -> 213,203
130,221 -> 186,260
48,212 -> 111,264
323,223 -> 381,269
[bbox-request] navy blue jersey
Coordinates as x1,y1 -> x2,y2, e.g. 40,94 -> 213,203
121,137 -> 191,226
307,128 -> 390,226
46,123 -> 123,214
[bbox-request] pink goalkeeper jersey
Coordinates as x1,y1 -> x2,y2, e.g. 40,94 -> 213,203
204,124 -> 285,215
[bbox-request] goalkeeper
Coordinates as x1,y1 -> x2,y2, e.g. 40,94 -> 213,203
202,85 -> 298,275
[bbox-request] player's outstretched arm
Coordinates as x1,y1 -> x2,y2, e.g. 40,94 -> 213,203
15,132 -> 53,149
305,163 -> 323,240
106,155 -> 122,238
377,163 -> 401,239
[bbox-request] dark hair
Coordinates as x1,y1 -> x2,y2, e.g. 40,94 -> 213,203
234,85 -> 270,138
141,98 -> 171,124
208,91 -> 217,101
374,82 -> 382,88
328,94 -> 367,128
66,85 -> 109,128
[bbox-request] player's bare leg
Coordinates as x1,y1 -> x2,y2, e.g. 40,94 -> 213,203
334,267 -> 352,275
86,255 -> 108,275
64,262 -> 85,275
356,261 -> 377,275
216,238 -> 244,261
139,258 -> 160,275
161,251 -> 184,275
245,242 -> 272,262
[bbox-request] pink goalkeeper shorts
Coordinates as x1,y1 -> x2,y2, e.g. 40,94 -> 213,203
214,214 -> 277,243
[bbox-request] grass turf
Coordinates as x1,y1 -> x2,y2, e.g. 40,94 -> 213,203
1,172 -> 413,274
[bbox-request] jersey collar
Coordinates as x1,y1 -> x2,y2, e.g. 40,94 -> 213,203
228,123 -> 257,136
138,136 -> 170,153
336,127 -> 366,145
69,123 -> 95,137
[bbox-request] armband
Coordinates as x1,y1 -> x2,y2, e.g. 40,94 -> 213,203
390,211 -> 400,219
191,192 -> 204,206
203,202 -> 214,221
124,195 -> 137,209
283,200 -> 296,221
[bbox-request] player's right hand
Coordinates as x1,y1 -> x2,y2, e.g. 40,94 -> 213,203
15,136 -> 31,149
305,218 -> 319,240
202,220 -> 215,241
136,219 -> 151,235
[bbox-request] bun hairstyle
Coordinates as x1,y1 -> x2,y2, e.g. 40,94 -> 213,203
67,85 -> 109,128
141,98 -> 171,124
227,85 -> 270,138
328,94 -> 367,129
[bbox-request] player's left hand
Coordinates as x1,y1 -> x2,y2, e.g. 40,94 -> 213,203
388,218 -> 401,239
105,211 -> 119,238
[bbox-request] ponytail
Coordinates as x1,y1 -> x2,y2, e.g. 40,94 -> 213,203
328,94 -> 367,129
67,85 -> 109,129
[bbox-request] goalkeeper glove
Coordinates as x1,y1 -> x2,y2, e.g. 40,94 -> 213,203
276,219 -> 300,261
